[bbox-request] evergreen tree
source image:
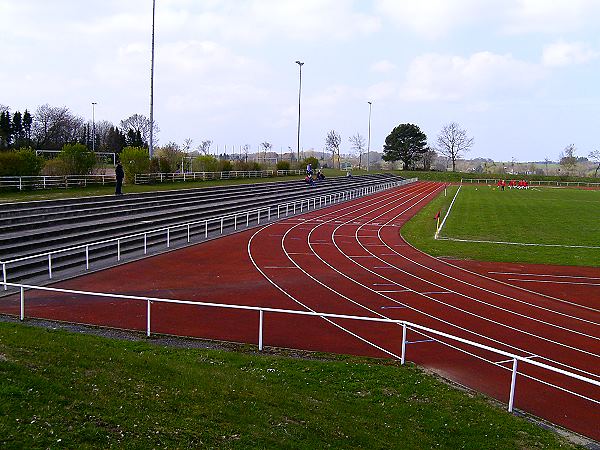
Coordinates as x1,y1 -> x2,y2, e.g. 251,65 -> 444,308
106,126 -> 126,154
0,111 -> 12,149
22,110 -> 33,143
12,111 -> 23,148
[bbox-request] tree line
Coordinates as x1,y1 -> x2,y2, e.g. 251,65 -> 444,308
0,103 -> 156,153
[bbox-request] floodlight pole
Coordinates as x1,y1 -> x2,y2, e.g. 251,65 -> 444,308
91,102 -> 97,153
295,60 -> 304,164
149,0 -> 156,158
367,101 -> 372,172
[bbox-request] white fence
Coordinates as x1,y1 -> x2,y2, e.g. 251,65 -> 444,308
4,280 -> 599,417
461,178 -> 600,188
0,170 -> 307,190
1,179 -> 411,289
0,174 -> 116,190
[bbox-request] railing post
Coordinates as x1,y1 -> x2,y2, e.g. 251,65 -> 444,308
2,263 -> 6,290
20,286 -> 25,320
286,203 -> 289,216
401,322 -> 407,365
268,207 -> 271,221
257,210 -> 261,224
277,205 -> 280,218
117,239 -> 121,260
205,220 -> 208,238
146,300 -> 151,337
144,233 -> 147,254
508,358 -> 518,412
167,228 -> 170,247
258,309 -> 264,351
85,245 -> 89,270
246,212 -> 250,227
187,224 -> 190,242
234,214 -> 238,230
48,254 -> 52,279
220,217 -> 224,234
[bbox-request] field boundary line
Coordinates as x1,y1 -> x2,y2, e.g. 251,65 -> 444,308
434,185 -> 461,239
437,236 -> 600,250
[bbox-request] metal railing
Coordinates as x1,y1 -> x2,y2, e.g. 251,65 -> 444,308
4,280 -> 599,416
1,179 -> 409,289
135,170 -> 280,184
461,178 -> 600,188
0,174 -> 116,190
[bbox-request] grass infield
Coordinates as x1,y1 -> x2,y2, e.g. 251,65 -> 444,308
0,322 -> 578,449
402,184 -> 600,267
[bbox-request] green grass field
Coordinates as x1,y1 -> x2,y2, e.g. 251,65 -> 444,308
0,322 -> 578,449
402,185 -> 600,267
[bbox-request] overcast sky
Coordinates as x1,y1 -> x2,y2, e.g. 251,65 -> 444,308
1,0 -> 599,162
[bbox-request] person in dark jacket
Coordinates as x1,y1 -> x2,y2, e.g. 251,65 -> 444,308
115,161 -> 124,195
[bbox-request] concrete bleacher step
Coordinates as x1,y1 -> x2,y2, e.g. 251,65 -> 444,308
0,174 -> 402,291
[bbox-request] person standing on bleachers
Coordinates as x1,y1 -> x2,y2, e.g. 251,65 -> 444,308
115,161 -> 124,196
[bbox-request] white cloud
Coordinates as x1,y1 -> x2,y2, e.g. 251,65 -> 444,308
542,40 -> 599,67
505,0 -> 600,34
375,0 -> 487,38
400,51 -> 545,102
370,60 -> 396,73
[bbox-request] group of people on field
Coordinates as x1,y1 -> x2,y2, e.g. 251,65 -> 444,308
496,179 -> 529,191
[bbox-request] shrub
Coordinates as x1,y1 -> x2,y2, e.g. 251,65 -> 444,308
219,160 -> 232,172
41,158 -> 69,176
120,146 -> 150,183
0,148 -> 45,176
59,143 -> 96,175
194,155 -> 219,172
276,161 -> 290,171
149,156 -> 172,173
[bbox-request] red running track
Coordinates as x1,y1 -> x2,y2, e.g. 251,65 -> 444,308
2,181 -> 598,440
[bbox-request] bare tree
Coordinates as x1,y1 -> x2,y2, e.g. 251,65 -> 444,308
436,122 -> 474,172
589,149 -> 600,178
544,157 -> 551,175
182,138 -> 193,152
242,144 -> 250,163
33,104 -> 84,149
349,133 -> 366,169
197,140 -> 212,155
325,130 -> 341,169
120,113 -> 159,146
559,144 -> 577,175
261,141 -> 272,162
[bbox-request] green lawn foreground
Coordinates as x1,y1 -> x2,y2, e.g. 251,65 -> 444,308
402,184 -> 600,267
0,323 -> 577,449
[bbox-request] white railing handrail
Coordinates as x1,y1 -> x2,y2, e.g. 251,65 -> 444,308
1,179 -> 411,285
4,280 -> 599,412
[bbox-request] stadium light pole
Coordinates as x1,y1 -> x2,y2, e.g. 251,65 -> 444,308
295,60 -> 304,164
149,0 -> 156,158
367,101 -> 372,172
91,102 -> 97,153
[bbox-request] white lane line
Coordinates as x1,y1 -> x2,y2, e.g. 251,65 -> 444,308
374,266 -> 394,269
421,291 -> 452,295
406,339 -> 435,344
496,355 -> 540,365
438,237 -> 600,249
380,305 -> 408,309
508,278 -> 600,287
373,283 -> 399,286
489,272 -> 600,281
288,252 -> 314,255
263,266 -> 299,269
376,290 -> 411,293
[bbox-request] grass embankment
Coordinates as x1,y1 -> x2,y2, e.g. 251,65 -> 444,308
0,322 -> 577,449
402,184 -> 600,267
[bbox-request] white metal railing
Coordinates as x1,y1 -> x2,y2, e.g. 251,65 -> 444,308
1,179 -> 411,289
134,170 -> 289,184
4,280 -> 599,416
461,178 -> 600,188
0,174 -> 116,190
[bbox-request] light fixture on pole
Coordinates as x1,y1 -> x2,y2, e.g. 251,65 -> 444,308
149,0 -> 156,158
295,60 -> 304,164
91,102 -> 97,153
367,101 -> 372,172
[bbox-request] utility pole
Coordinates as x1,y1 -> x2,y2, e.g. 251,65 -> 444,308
295,60 -> 304,164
